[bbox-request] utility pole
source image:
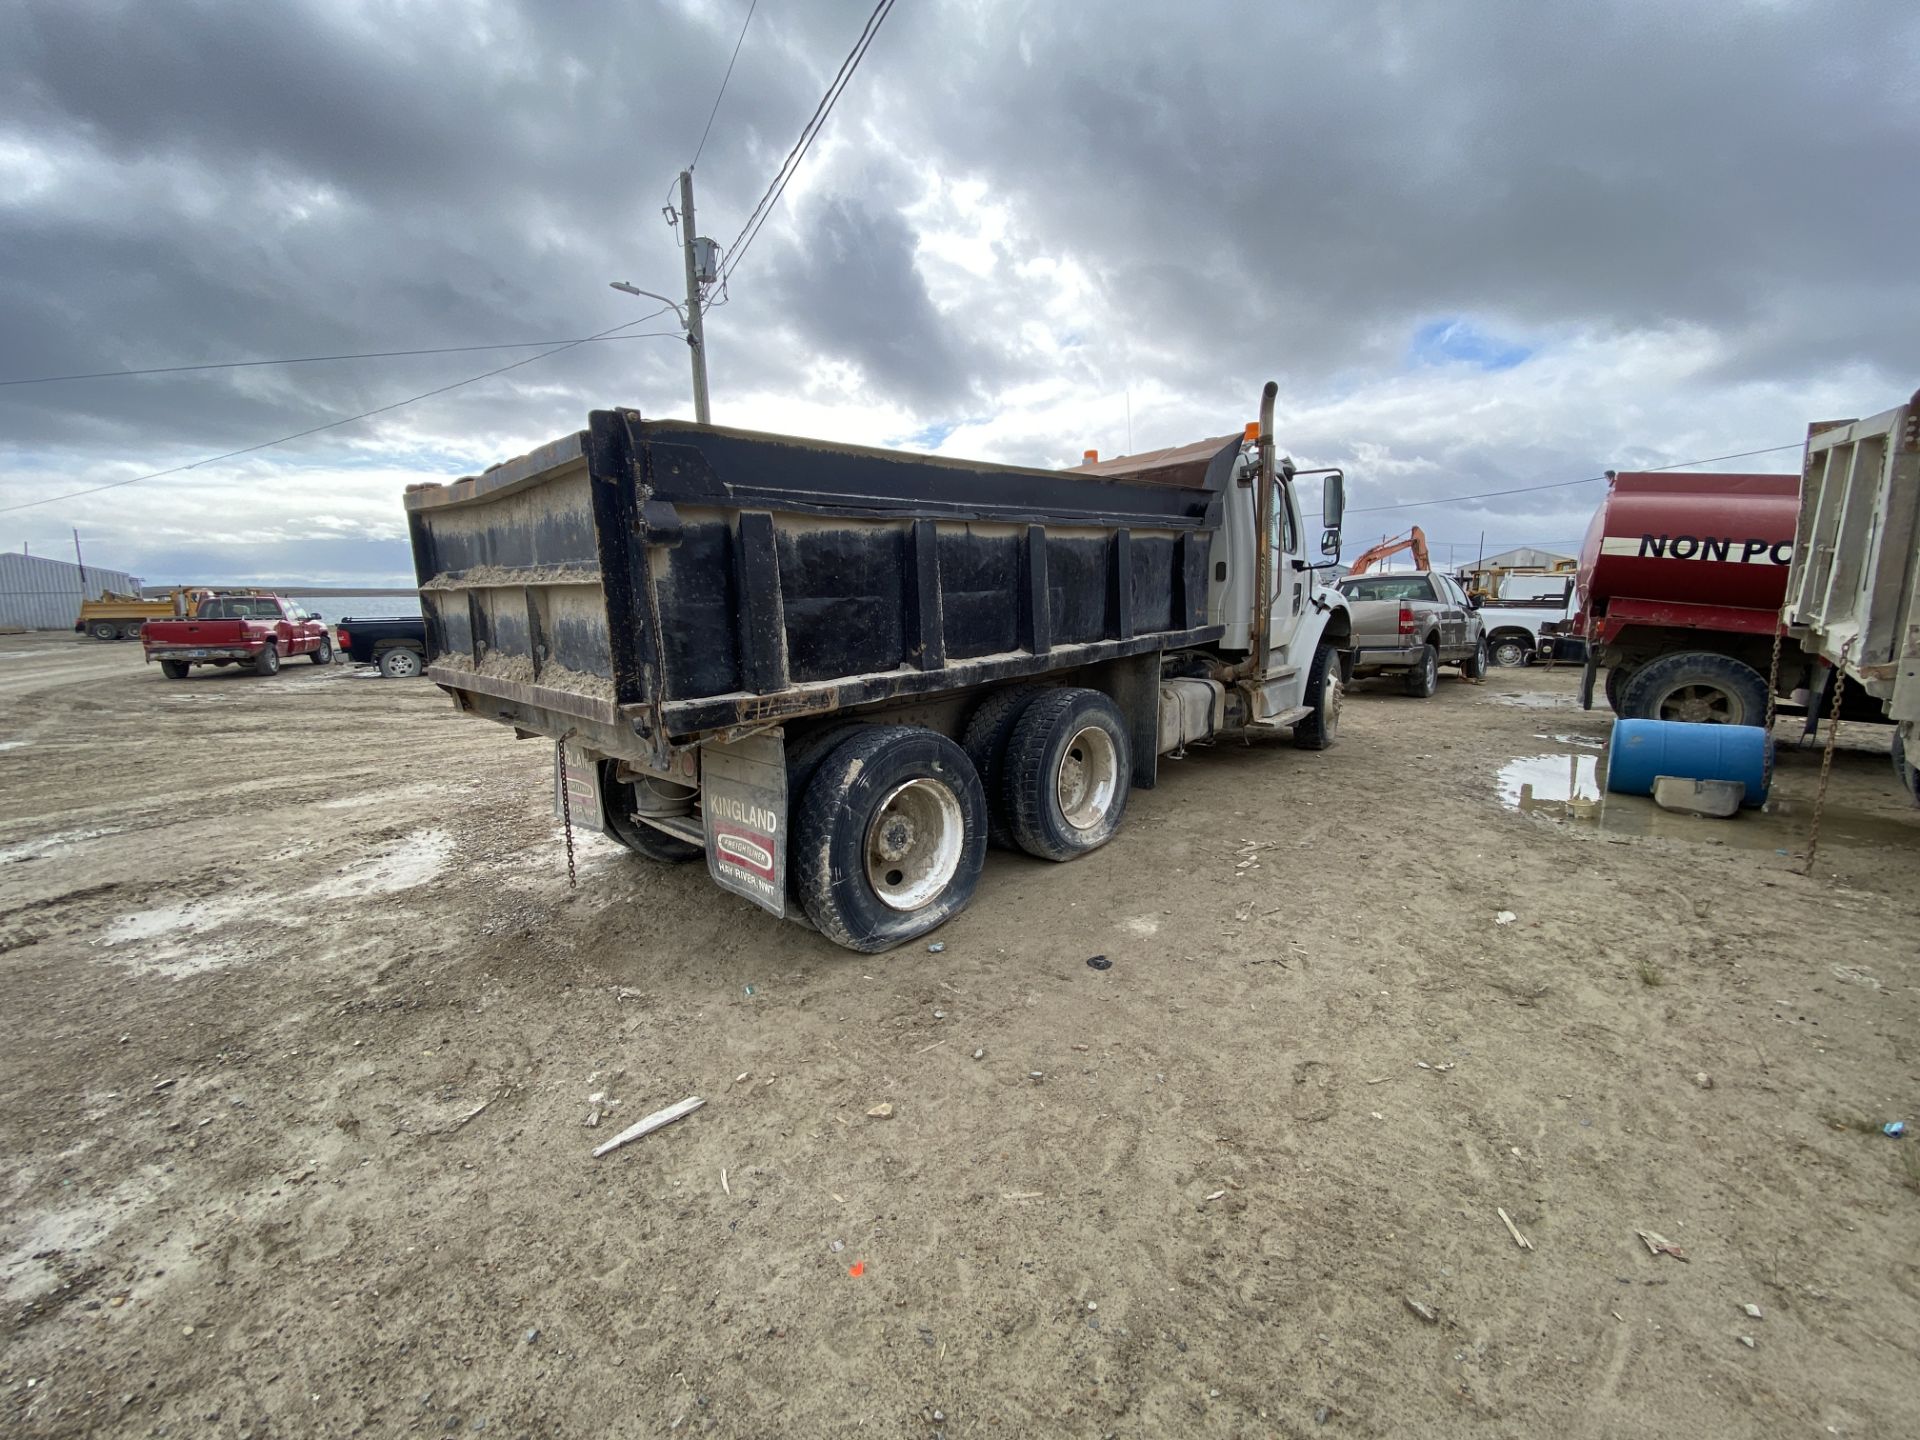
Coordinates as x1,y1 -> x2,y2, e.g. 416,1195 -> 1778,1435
678,170 -> 711,424
72,529 -> 89,595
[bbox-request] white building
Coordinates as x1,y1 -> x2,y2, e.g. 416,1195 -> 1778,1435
1473,545 -> 1576,572
0,551 -> 144,631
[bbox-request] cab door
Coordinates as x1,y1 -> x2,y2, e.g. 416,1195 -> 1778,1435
1435,575 -> 1469,658
1265,482 -> 1308,670
274,600 -> 307,656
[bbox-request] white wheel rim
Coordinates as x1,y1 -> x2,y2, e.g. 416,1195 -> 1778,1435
1056,724 -> 1119,830
1494,642 -> 1524,666
389,651 -> 418,675
865,778 -> 964,911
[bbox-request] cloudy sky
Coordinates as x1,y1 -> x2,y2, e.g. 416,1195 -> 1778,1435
2,0 -> 1916,587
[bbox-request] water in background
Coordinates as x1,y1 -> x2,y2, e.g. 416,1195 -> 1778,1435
306,594 -> 422,620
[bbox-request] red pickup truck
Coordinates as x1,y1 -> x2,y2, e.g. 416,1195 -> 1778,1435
142,593 -> 333,678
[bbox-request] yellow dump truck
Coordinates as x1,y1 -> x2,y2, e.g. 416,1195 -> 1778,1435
74,588 -> 202,641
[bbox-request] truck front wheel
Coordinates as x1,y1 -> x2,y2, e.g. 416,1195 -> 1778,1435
794,726 -> 987,953
1620,651 -> 1767,726
1489,634 -> 1531,668
310,636 -> 333,665
253,644 -> 280,676
1460,636 -> 1490,680
159,660 -> 190,680
1402,643 -> 1439,698
1001,688 -> 1132,861
1293,642 -> 1343,750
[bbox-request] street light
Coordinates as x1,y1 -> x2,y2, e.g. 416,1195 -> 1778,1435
609,281 -> 686,329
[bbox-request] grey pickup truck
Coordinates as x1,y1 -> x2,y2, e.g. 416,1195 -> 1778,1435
1334,570 -> 1488,696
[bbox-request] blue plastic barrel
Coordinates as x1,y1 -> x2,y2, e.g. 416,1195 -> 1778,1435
1606,719 -> 1770,807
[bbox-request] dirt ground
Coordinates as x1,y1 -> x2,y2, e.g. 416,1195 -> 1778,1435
2,633 -> 1917,1439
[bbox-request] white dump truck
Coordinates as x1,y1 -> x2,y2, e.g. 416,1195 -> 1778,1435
403,382 -> 1355,950
1782,387 -> 1920,801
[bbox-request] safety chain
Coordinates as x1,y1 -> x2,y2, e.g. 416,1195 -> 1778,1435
1799,637 -> 1852,877
557,730 -> 578,891
1762,620 -> 1785,739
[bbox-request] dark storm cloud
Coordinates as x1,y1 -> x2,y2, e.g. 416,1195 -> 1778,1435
2,0 -> 1915,584
762,194 -> 980,408
0,0 -> 885,454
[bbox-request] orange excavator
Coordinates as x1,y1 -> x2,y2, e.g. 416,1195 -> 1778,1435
1345,526 -> 1430,576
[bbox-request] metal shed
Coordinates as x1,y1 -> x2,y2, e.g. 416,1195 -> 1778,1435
0,551 -> 144,631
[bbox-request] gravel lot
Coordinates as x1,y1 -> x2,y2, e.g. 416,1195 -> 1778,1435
2,633 -> 1916,1438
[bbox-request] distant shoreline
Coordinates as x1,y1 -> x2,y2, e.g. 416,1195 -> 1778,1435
140,585 -> 419,597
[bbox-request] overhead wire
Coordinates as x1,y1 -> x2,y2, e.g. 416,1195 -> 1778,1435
689,0 -> 759,171
1307,441 -> 1804,520
0,308 -> 676,516
716,0 -> 898,287
2,329 -> 688,388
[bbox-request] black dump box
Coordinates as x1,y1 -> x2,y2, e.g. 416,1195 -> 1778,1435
404,409 -> 1232,765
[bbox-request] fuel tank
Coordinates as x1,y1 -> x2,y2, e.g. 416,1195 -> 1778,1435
1577,471 -> 1800,615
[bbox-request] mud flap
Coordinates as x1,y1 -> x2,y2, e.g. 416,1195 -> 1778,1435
1578,653 -> 1598,710
700,733 -> 788,918
553,741 -> 608,833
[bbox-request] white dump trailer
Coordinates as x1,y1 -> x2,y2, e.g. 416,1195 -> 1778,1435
1782,388 -> 1920,800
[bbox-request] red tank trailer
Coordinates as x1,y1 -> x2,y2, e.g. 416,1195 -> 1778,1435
1575,471 -> 1807,723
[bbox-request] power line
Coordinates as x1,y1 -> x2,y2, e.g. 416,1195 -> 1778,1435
1324,442 -> 1804,519
0,308 -> 674,516
689,0 -> 759,171
717,0 -> 898,286
1,330 -> 687,388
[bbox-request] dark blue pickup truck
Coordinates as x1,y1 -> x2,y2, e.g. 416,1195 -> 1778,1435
334,616 -> 428,678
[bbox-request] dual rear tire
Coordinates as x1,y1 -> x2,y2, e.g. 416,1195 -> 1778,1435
791,688 -> 1132,951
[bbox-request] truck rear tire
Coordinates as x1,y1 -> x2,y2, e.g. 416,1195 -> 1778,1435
1402,643 -> 1439,698
253,644 -> 280,676
1001,688 -> 1131,861
961,684 -> 1046,849
1603,665 -> 1635,714
601,762 -> 703,862
793,726 -> 987,953
379,646 -> 422,678
88,620 -> 117,641
117,622 -> 143,641
1893,729 -> 1920,806
160,660 -> 190,680
1293,642 -> 1342,750
1621,651 -> 1767,726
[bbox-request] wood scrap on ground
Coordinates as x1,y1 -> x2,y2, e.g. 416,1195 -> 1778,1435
591,1095 -> 704,1159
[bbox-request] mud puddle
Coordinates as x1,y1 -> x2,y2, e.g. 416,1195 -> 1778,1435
1497,752 -> 1920,853
1491,690 -> 1580,710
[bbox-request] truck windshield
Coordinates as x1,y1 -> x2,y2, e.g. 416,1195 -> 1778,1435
1338,576 -> 1435,602
196,598 -> 283,619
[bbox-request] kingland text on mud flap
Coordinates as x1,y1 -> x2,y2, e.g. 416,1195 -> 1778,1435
697,734 -> 788,918
408,382 -> 1355,952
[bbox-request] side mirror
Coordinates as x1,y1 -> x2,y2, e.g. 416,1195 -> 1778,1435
309,612 -> 323,622
1321,471 -> 1345,530
1320,528 -> 1342,558
1466,595 -> 1481,610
